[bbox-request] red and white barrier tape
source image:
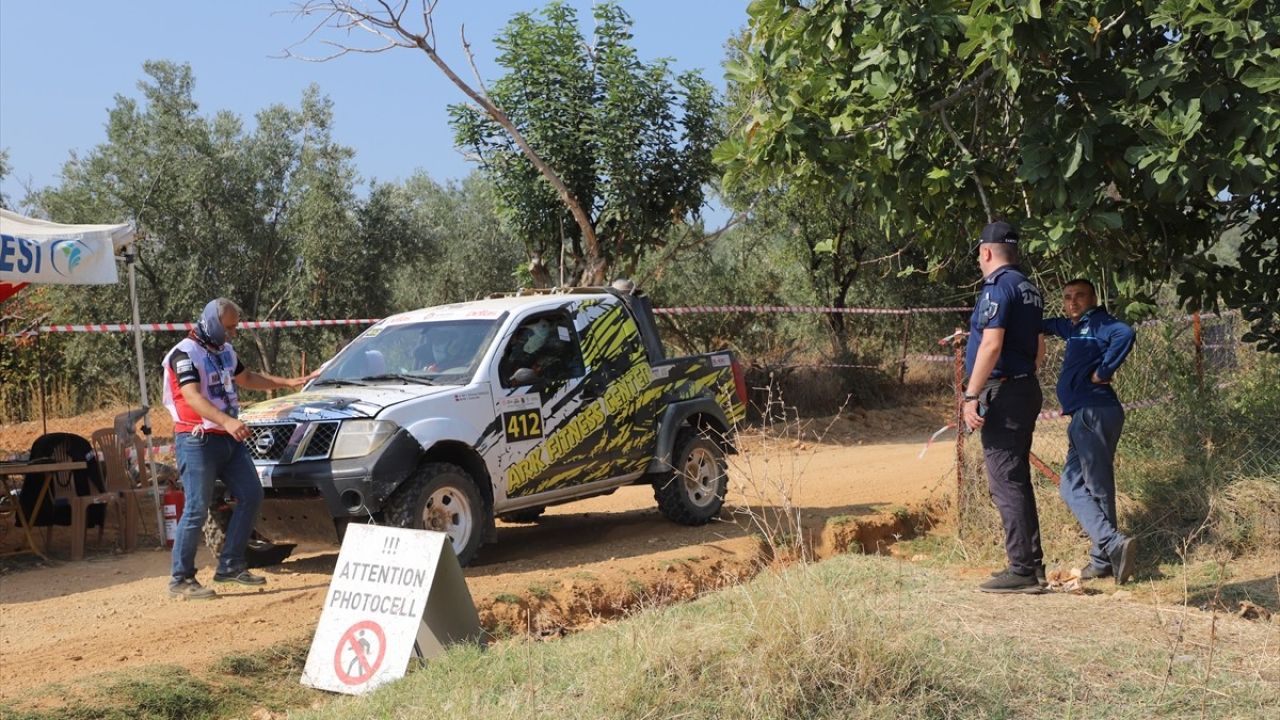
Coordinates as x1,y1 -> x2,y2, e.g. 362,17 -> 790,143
655,305 -> 968,316
33,318 -> 380,334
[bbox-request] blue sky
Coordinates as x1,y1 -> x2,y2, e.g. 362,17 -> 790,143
0,0 -> 748,215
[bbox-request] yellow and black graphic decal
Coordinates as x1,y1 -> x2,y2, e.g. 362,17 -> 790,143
479,297 -> 745,501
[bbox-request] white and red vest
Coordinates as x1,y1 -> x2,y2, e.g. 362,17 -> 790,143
162,337 -> 241,434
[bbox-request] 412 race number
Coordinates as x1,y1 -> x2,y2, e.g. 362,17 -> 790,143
503,409 -> 544,442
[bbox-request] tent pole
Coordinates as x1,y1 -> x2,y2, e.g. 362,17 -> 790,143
126,247 -> 164,546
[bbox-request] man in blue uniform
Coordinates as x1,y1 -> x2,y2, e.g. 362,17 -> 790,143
1041,279 -> 1138,584
963,221 -> 1046,594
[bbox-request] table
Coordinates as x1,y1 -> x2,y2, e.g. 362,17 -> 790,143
1,461 -> 88,561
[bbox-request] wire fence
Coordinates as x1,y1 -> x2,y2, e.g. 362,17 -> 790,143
2,306 -> 1274,490
954,310 -> 1280,562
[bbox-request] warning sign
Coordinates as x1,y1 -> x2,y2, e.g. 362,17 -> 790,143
334,620 -> 387,685
300,525 -> 481,694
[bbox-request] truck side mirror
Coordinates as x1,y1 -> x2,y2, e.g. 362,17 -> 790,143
509,367 -> 539,386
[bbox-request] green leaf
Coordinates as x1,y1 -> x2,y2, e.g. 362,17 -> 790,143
1064,138 -> 1084,178
1026,0 -> 1042,20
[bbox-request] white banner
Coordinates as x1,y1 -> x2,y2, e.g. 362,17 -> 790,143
0,209 -> 133,286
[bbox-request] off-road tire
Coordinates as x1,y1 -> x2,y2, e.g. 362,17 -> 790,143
653,432 -> 727,526
498,506 -> 546,523
383,462 -> 486,566
202,508 -> 296,568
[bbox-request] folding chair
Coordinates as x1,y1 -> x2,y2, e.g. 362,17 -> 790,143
91,428 -> 150,553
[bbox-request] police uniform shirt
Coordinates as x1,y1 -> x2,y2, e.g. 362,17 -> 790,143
1042,307 -> 1136,415
966,265 -> 1044,380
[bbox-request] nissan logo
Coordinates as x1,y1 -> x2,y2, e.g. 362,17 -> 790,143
254,433 -> 275,453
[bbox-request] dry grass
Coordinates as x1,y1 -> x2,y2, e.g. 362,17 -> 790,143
291,553 -> 1278,720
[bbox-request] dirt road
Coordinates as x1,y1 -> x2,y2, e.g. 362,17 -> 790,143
0,422 -> 953,701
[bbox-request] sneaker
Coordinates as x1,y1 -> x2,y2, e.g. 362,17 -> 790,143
213,569 -> 268,586
1079,564 -> 1113,580
990,566 -> 1048,586
979,570 -> 1044,594
1110,537 -> 1138,585
169,578 -> 218,600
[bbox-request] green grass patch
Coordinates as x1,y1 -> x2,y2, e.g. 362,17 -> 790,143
3,641 -> 314,720
288,554 -> 1276,720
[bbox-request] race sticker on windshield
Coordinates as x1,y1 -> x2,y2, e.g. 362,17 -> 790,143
362,326 -> 383,338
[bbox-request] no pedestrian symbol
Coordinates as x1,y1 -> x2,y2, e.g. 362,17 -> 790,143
334,620 -> 387,686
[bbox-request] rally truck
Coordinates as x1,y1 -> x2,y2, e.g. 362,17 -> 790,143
205,285 -> 748,566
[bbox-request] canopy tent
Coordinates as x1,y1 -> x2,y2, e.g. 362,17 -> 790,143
1,208 -> 164,542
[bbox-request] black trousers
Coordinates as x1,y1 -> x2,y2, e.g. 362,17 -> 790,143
979,376 -> 1044,576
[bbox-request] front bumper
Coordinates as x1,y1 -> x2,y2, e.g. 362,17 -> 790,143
255,429 -> 421,517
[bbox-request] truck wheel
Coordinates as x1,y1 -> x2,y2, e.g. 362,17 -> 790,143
498,506 -> 546,523
384,462 -> 485,566
653,433 -> 727,526
202,508 -> 296,568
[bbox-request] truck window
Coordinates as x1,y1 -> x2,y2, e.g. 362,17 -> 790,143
499,312 -> 585,387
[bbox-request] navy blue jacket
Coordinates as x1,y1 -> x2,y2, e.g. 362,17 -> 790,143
1042,307 -> 1136,414
966,265 -> 1043,381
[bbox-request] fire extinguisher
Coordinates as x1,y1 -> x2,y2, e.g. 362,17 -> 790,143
162,483 -> 185,548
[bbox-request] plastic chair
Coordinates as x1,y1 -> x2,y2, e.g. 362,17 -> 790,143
21,432 -> 122,561
91,428 -> 149,553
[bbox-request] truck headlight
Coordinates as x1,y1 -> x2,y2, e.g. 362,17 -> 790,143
331,420 -> 398,460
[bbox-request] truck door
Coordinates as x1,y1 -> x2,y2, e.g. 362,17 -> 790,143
573,299 -> 657,479
489,310 -> 609,499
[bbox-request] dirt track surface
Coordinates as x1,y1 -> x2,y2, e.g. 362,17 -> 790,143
0,417 -> 952,701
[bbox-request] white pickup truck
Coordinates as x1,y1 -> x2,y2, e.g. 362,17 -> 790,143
207,286 -> 747,565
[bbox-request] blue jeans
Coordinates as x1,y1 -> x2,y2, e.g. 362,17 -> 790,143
170,432 -> 262,580
1060,405 -> 1126,570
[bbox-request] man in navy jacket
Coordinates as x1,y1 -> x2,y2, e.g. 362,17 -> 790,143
1041,279 -> 1139,584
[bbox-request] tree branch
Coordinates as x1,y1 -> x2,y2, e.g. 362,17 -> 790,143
940,110 -> 993,222
289,0 -> 606,283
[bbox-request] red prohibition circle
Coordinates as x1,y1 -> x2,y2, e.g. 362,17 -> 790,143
333,620 -> 388,685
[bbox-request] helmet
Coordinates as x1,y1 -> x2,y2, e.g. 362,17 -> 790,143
523,318 -> 553,353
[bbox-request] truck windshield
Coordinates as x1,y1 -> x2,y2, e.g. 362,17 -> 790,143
315,319 -> 500,386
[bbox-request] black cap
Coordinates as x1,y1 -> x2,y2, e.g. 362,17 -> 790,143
978,221 -> 1019,246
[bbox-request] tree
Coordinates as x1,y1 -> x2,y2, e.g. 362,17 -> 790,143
380,171 -> 526,308
290,1 -> 721,286
449,2 -> 719,286
719,0 -> 1280,349
28,61 -> 388,388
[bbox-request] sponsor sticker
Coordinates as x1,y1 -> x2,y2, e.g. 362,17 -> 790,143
710,354 -> 731,368
498,394 -> 540,410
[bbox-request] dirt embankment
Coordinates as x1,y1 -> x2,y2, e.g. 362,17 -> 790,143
0,412 -> 954,701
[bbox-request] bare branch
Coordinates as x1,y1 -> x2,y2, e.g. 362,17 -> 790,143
940,110 -> 993,222
460,25 -> 490,96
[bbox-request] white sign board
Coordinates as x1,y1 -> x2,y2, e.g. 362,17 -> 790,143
301,524 -> 481,695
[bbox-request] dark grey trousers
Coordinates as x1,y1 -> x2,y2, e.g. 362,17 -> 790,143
979,377 -> 1044,576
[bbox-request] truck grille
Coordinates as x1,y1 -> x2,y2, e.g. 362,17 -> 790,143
246,423 -> 296,461
300,421 -> 339,460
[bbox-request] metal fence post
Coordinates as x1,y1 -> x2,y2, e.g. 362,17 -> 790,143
898,314 -> 913,385
953,329 -> 967,530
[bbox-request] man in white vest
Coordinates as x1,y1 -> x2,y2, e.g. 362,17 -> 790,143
162,298 -> 314,600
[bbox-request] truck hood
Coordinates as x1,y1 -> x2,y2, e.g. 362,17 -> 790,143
240,384 -> 460,423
